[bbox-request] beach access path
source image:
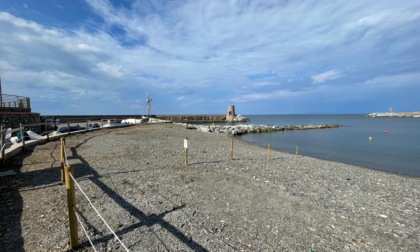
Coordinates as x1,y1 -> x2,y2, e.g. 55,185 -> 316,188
0,123 -> 419,251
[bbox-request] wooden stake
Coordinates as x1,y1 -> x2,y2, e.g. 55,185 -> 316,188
184,137 -> 188,166
230,138 -> 234,161
268,144 -> 271,160
60,137 -> 65,182
64,166 -> 78,249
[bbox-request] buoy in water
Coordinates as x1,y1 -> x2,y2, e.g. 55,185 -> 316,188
369,136 -> 372,142
384,130 -> 388,134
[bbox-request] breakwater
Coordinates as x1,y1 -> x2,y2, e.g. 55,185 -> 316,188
366,112 -> 420,117
180,123 -> 339,135
41,114 -> 226,124
157,114 -> 226,123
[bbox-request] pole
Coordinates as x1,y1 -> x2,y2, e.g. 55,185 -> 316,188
230,138 -> 234,161
20,123 -> 25,150
295,145 -> 298,156
64,166 -> 79,248
184,137 -> 188,166
0,76 -> 2,108
67,122 -> 70,135
60,137 -> 65,182
1,126 -> 5,168
268,144 -> 271,160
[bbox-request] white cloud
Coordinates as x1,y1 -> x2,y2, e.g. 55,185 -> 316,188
176,96 -> 187,101
1,0 -> 420,114
311,70 -> 343,84
233,89 -> 302,103
95,63 -> 127,77
362,72 -> 420,88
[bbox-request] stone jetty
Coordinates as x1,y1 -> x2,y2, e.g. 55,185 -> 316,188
366,112 -> 420,118
180,123 -> 339,135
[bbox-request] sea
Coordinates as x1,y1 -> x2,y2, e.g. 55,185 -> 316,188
231,114 -> 420,177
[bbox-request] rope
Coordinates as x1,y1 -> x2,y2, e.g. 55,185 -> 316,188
68,172 -> 130,252
74,207 -> 99,252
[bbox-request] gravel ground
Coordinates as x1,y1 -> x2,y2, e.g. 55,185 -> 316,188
0,123 -> 419,251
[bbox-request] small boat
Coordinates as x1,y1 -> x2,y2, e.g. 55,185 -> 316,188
102,120 -> 126,128
121,118 -> 145,124
26,130 -> 44,140
58,125 -> 85,133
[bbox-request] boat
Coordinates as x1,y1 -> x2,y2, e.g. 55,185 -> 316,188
26,130 -> 44,140
58,125 -> 85,133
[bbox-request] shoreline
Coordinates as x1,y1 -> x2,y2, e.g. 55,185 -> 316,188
1,123 -> 419,251
182,122 -> 419,177
233,135 -> 419,179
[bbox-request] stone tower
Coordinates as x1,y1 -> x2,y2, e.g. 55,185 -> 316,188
226,105 -> 235,122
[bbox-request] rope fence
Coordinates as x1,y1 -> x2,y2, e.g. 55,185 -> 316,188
182,136 -> 277,166
60,137 -> 130,251
73,207 -> 98,252
54,127 -> 298,250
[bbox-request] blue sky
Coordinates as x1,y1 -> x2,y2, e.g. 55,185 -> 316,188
1,0 -> 419,115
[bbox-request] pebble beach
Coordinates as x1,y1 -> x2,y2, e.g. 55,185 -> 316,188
0,123 -> 419,251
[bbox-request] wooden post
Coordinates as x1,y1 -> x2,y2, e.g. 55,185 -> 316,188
60,137 -> 66,182
1,126 -> 5,168
268,144 -> 271,160
184,137 -> 188,166
20,123 -> 25,150
230,138 -> 234,161
64,166 -> 79,248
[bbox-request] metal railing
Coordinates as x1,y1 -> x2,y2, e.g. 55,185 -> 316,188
0,118 -> 135,167
0,94 -> 30,109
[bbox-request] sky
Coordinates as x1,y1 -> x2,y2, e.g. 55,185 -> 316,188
0,0 -> 420,115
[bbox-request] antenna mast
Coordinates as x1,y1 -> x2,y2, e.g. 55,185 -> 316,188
146,93 -> 152,117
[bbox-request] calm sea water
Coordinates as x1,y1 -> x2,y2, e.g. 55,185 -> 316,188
233,114 -> 420,177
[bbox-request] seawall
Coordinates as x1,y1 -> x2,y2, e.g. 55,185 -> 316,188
42,114 -> 227,124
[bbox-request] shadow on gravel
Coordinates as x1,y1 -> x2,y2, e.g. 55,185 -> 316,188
0,143 -> 61,252
69,142 -> 208,251
189,160 -> 222,165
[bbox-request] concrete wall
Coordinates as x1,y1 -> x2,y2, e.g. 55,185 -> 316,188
0,112 -> 41,129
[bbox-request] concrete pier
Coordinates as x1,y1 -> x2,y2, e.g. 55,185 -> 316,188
41,114 -> 227,124
156,114 -> 226,123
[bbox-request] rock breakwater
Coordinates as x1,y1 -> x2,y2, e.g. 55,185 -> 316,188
180,123 -> 339,135
366,112 -> 420,118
